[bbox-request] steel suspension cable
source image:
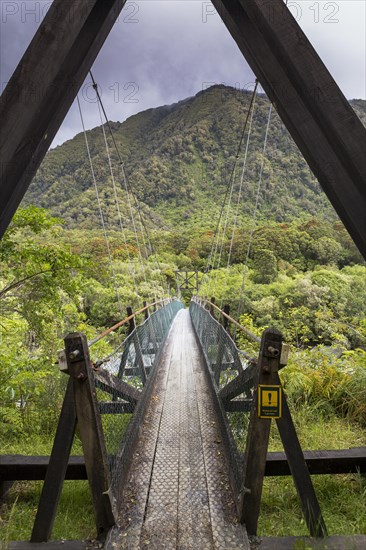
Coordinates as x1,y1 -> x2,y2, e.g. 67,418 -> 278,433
236,103 -> 273,326
220,88 -> 258,307
90,78 -> 154,304
209,162 -> 238,297
198,82 -> 259,297
90,72 -> 169,303
77,95 -> 123,317
96,99 -> 139,297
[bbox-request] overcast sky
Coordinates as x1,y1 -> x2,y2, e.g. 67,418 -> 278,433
1,0 -> 365,147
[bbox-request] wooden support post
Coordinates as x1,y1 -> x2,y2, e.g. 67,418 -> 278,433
210,297 -> 216,318
214,326 -> 226,385
126,306 -> 135,335
239,328 -> 327,537
143,301 -> 149,321
274,373 -> 327,537
126,307 -> 146,384
222,305 -> 230,331
147,319 -> 158,356
116,306 -> 136,380
117,344 -> 130,380
31,379 -> 76,542
133,329 -> 147,385
64,333 -> 116,540
0,481 -> 13,501
239,328 -> 282,533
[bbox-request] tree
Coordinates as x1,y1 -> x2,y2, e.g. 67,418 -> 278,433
312,236 -> 343,266
252,249 -> 278,284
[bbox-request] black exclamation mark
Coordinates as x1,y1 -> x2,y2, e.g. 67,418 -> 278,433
268,393 -> 272,405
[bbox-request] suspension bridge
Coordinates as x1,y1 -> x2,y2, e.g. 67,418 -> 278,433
1,0 -> 366,548
3,296 -> 363,549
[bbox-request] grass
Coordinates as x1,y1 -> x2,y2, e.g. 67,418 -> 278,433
258,407 -> 366,537
0,434 -> 96,544
0,480 -> 95,544
0,412 -> 132,544
260,474 -> 366,537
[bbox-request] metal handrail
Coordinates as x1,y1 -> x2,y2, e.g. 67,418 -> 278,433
89,297 -> 173,346
192,296 -> 261,344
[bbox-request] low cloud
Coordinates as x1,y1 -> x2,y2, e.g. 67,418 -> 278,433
1,0 -> 364,147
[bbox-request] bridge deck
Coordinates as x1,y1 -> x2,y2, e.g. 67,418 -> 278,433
108,309 -> 249,549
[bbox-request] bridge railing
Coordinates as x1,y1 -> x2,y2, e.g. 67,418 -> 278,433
190,296 -> 258,387
189,296 -> 259,497
32,297 -> 184,543
92,298 -> 184,506
190,297 -> 327,538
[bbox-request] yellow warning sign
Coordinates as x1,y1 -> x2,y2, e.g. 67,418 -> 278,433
258,385 -> 282,419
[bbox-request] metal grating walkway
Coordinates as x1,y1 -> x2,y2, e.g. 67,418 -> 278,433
107,309 -> 249,549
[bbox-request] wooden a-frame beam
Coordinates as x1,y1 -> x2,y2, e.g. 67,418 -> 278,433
0,0 -> 365,258
0,0 -> 127,238
214,0 -> 366,258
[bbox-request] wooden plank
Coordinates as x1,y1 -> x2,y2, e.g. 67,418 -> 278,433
65,333 -> 116,540
94,366 -> 141,403
0,456 -> 87,481
239,328 -> 282,533
275,380 -> 327,537
258,535 -> 366,549
31,378 -> 76,542
266,447 -> 366,476
11,536 -> 366,550
0,0 -> 127,238
213,0 -> 366,259
2,447 -> 364,482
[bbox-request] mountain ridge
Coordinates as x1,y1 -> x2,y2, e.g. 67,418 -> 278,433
24,85 -> 366,231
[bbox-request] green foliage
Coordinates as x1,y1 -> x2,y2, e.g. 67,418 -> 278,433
281,348 -> 366,426
0,208 -> 91,440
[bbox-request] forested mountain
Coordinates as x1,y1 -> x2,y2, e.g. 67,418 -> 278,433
24,86 -> 366,230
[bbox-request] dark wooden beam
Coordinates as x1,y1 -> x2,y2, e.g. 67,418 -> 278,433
275,374 -> 327,537
99,401 -> 135,414
265,447 -> 366,476
31,378 -> 77,543
0,455 -> 87,481
1,447 -> 365,482
223,398 -> 252,413
94,367 -> 141,403
65,333 -> 116,539
219,363 -> 256,403
0,0 -> 127,238
8,543 -> 94,550
214,0 -> 366,258
0,480 -> 14,500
